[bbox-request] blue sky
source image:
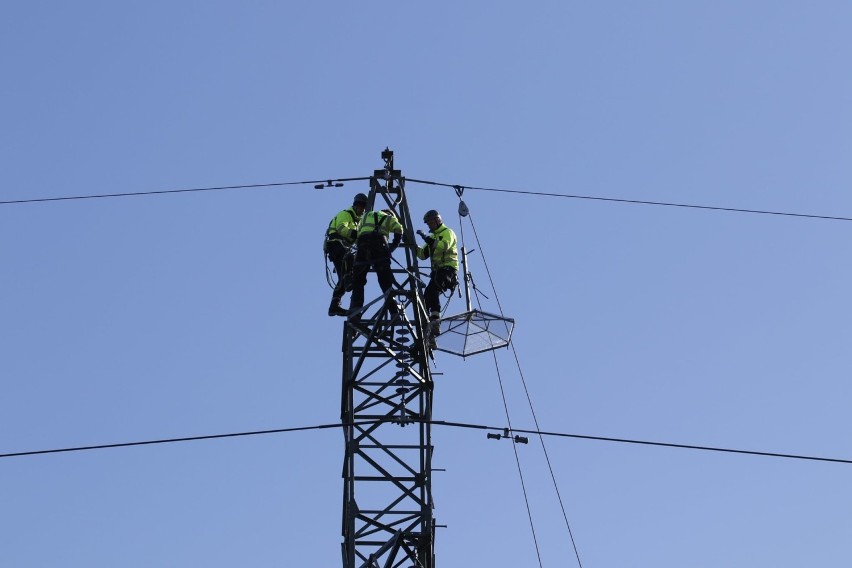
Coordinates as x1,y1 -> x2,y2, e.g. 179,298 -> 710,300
2,2 -> 852,566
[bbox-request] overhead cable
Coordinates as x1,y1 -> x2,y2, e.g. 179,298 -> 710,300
406,177 -> 852,223
4,419 -> 851,465
0,421 -> 377,459
0,177 -> 371,206
430,420 -> 852,465
5,175 -> 850,224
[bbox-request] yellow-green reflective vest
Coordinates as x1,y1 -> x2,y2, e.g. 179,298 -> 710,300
357,211 -> 403,239
417,224 -> 458,271
325,208 -> 361,246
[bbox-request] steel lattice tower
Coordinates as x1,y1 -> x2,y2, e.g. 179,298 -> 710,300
340,149 -> 436,568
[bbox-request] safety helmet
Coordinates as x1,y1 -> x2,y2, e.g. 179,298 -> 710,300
423,209 -> 441,223
353,193 -> 368,206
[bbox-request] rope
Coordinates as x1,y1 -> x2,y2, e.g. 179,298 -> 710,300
466,209 -> 585,567
486,325 -> 545,568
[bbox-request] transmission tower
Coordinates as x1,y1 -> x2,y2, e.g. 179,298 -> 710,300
340,149 -> 514,567
340,149 -> 436,568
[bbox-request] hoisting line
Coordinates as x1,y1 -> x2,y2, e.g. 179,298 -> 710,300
464,207 -> 585,568
488,337 -> 545,568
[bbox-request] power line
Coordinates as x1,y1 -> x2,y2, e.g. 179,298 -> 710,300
406,177 -> 852,223
0,421 -> 377,459
5,175 -> 851,225
4,418 -> 850,466
431,420 -> 852,465
0,177 -> 371,206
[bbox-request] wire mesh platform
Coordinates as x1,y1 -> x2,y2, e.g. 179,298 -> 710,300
433,309 -> 514,357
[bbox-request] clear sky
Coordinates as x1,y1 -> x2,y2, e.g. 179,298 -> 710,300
3,2 -> 852,567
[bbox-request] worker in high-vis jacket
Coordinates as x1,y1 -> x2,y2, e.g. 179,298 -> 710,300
348,207 -> 404,318
416,209 -> 459,331
324,193 -> 367,316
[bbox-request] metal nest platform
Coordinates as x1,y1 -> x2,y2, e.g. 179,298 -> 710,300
434,309 -> 514,358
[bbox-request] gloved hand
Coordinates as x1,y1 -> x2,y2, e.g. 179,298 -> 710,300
417,230 -> 435,246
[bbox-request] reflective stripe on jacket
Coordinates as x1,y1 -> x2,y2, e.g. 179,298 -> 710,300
326,208 -> 361,246
417,224 -> 458,271
357,210 -> 404,239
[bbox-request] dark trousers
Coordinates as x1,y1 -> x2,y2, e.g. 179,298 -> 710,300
424,268 -> 457,316
349,234 -> 398,313
326,240 -> 352,303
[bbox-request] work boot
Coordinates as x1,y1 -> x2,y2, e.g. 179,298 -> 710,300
428,312 -> 441,336
328,299 -> 348,317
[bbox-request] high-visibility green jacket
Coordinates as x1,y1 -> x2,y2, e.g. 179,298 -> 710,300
417,224 -> 458,271
357,210 -> 404,239
325,208 -> 362,247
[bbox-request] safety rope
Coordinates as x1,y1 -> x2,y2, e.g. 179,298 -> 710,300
470,283 -> 544,568
466,206 -> 585,568
324,252 -> 336,290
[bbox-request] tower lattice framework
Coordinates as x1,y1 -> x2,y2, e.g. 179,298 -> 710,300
340,149 -> 436,568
